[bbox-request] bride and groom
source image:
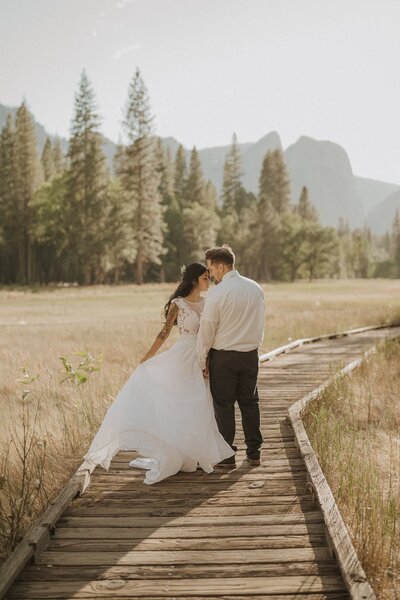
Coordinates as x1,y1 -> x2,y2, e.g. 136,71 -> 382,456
78,245 -> 265,491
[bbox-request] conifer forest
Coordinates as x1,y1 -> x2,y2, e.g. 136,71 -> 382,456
1,69 -> 399,286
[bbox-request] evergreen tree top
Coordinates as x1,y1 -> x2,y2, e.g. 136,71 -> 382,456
122,68 -> 154,144
69,70 -> 102,140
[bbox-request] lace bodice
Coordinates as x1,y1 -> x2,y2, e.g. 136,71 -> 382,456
171,297 -> 204,335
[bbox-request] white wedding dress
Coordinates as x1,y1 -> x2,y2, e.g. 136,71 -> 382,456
78,296 -> 235,492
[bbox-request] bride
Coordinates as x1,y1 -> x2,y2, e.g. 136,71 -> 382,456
78,262 -> 235,491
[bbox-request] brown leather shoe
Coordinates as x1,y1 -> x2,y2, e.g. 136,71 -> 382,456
246,457 -> 261,467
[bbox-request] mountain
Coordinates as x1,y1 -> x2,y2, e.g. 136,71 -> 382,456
285,136 -> 364,228
355,176 -> 399,214
366,189 -> 400,235
240,131 -> 282,193
2,101 -> 399,233
0,102 -> 61,154
160,135 -> 261,195
0,102 -> 115,171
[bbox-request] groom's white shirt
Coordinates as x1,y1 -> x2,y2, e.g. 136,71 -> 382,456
196,269 -> 265,370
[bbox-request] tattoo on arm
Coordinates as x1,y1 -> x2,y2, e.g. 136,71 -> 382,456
156,303 -> 178,342
157,327 -> 168,342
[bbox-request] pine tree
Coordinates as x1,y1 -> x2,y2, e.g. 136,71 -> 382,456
0,114 -> 19,282
304,225 -> 339,281
218,134 -> 241,249
101,178 -> 135,284
218,133 -> 258,255
65,70 -> 108,284
166,144 -> 188,277
156,139 -> 174,203
113,137 -> 125,177
222,133 -> 242,216
14,101 -> 43,283
30,173 -> 69,283
174,144 -> 187,208
336,217 -> 353,277
230,194 -> 258,275
155,139 -> 181,281
391,209 -> 400,277
41,137 -> 55,181
253,151 -> 281,280
52,137 -> 65,175
277,186 -> 321,281
280,212 -> 311,281
297,186 -> 319,222
181,147 -> 217,262
184,147 -> 204,207
351,228 -> 370,278
270,149 -> 291,214
120,68 -> 166,284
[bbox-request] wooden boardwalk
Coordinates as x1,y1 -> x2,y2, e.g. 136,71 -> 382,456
5,326 -> 400,600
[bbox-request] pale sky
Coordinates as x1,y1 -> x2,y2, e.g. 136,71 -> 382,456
1,0 -> 400,183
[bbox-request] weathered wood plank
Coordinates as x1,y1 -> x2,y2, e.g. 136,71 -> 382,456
70,494 -> 312,507
7,575 -> 348,598
4,594 -> 352,600
65,502 -> 315,517
81,485 -> 309,498
37,535 -> 328,552
52,523 -> 326,539
89,470 -> 306,483
57,512 -> 324,529
83,477 -> 306,491
19,560 -> 340,581
36,547 -> 333,566
6,575 -> 343,598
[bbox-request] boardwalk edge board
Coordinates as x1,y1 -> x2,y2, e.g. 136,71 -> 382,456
0,322 -> 398,599
288,347 -> 381,600
258,322 -> 396,363
0,472 -> 87,599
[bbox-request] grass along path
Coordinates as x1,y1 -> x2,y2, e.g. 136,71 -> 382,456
303,337 -> 400,599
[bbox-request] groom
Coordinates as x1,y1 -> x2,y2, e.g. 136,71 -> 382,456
196,245 -> 265,467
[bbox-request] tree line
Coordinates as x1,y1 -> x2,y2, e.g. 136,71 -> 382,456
1,69 -> 399,285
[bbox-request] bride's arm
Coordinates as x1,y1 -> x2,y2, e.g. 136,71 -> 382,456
140,302 -> 179,363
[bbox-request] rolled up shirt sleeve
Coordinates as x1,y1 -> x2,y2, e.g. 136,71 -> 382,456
196,295 -> 220,370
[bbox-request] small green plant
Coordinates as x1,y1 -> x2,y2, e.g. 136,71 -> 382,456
59,350 -> 103,436
59,351 -> 103,386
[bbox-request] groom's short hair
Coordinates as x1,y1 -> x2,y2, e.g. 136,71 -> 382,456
205,245 -> 235,266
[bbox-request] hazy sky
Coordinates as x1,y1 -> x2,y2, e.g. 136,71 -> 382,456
1,0 -> 400,183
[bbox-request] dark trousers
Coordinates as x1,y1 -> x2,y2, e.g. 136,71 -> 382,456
209,348 -> 263,459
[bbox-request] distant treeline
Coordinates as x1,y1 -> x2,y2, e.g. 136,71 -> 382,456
0,69 -> 399,285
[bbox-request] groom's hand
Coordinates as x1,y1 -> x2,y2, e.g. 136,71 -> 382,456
202,365 -> 209,379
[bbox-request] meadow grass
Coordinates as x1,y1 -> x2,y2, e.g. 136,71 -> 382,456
303,337 -> 400,599
0,278 -> 400,563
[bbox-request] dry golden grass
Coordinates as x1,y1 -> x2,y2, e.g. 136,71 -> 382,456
0,278 -> 400,564
303,337 -> 400,599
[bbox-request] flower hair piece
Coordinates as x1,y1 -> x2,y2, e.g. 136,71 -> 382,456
180,264 -> 186,277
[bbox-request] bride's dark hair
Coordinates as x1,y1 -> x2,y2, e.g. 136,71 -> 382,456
163,262 -> 207,323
